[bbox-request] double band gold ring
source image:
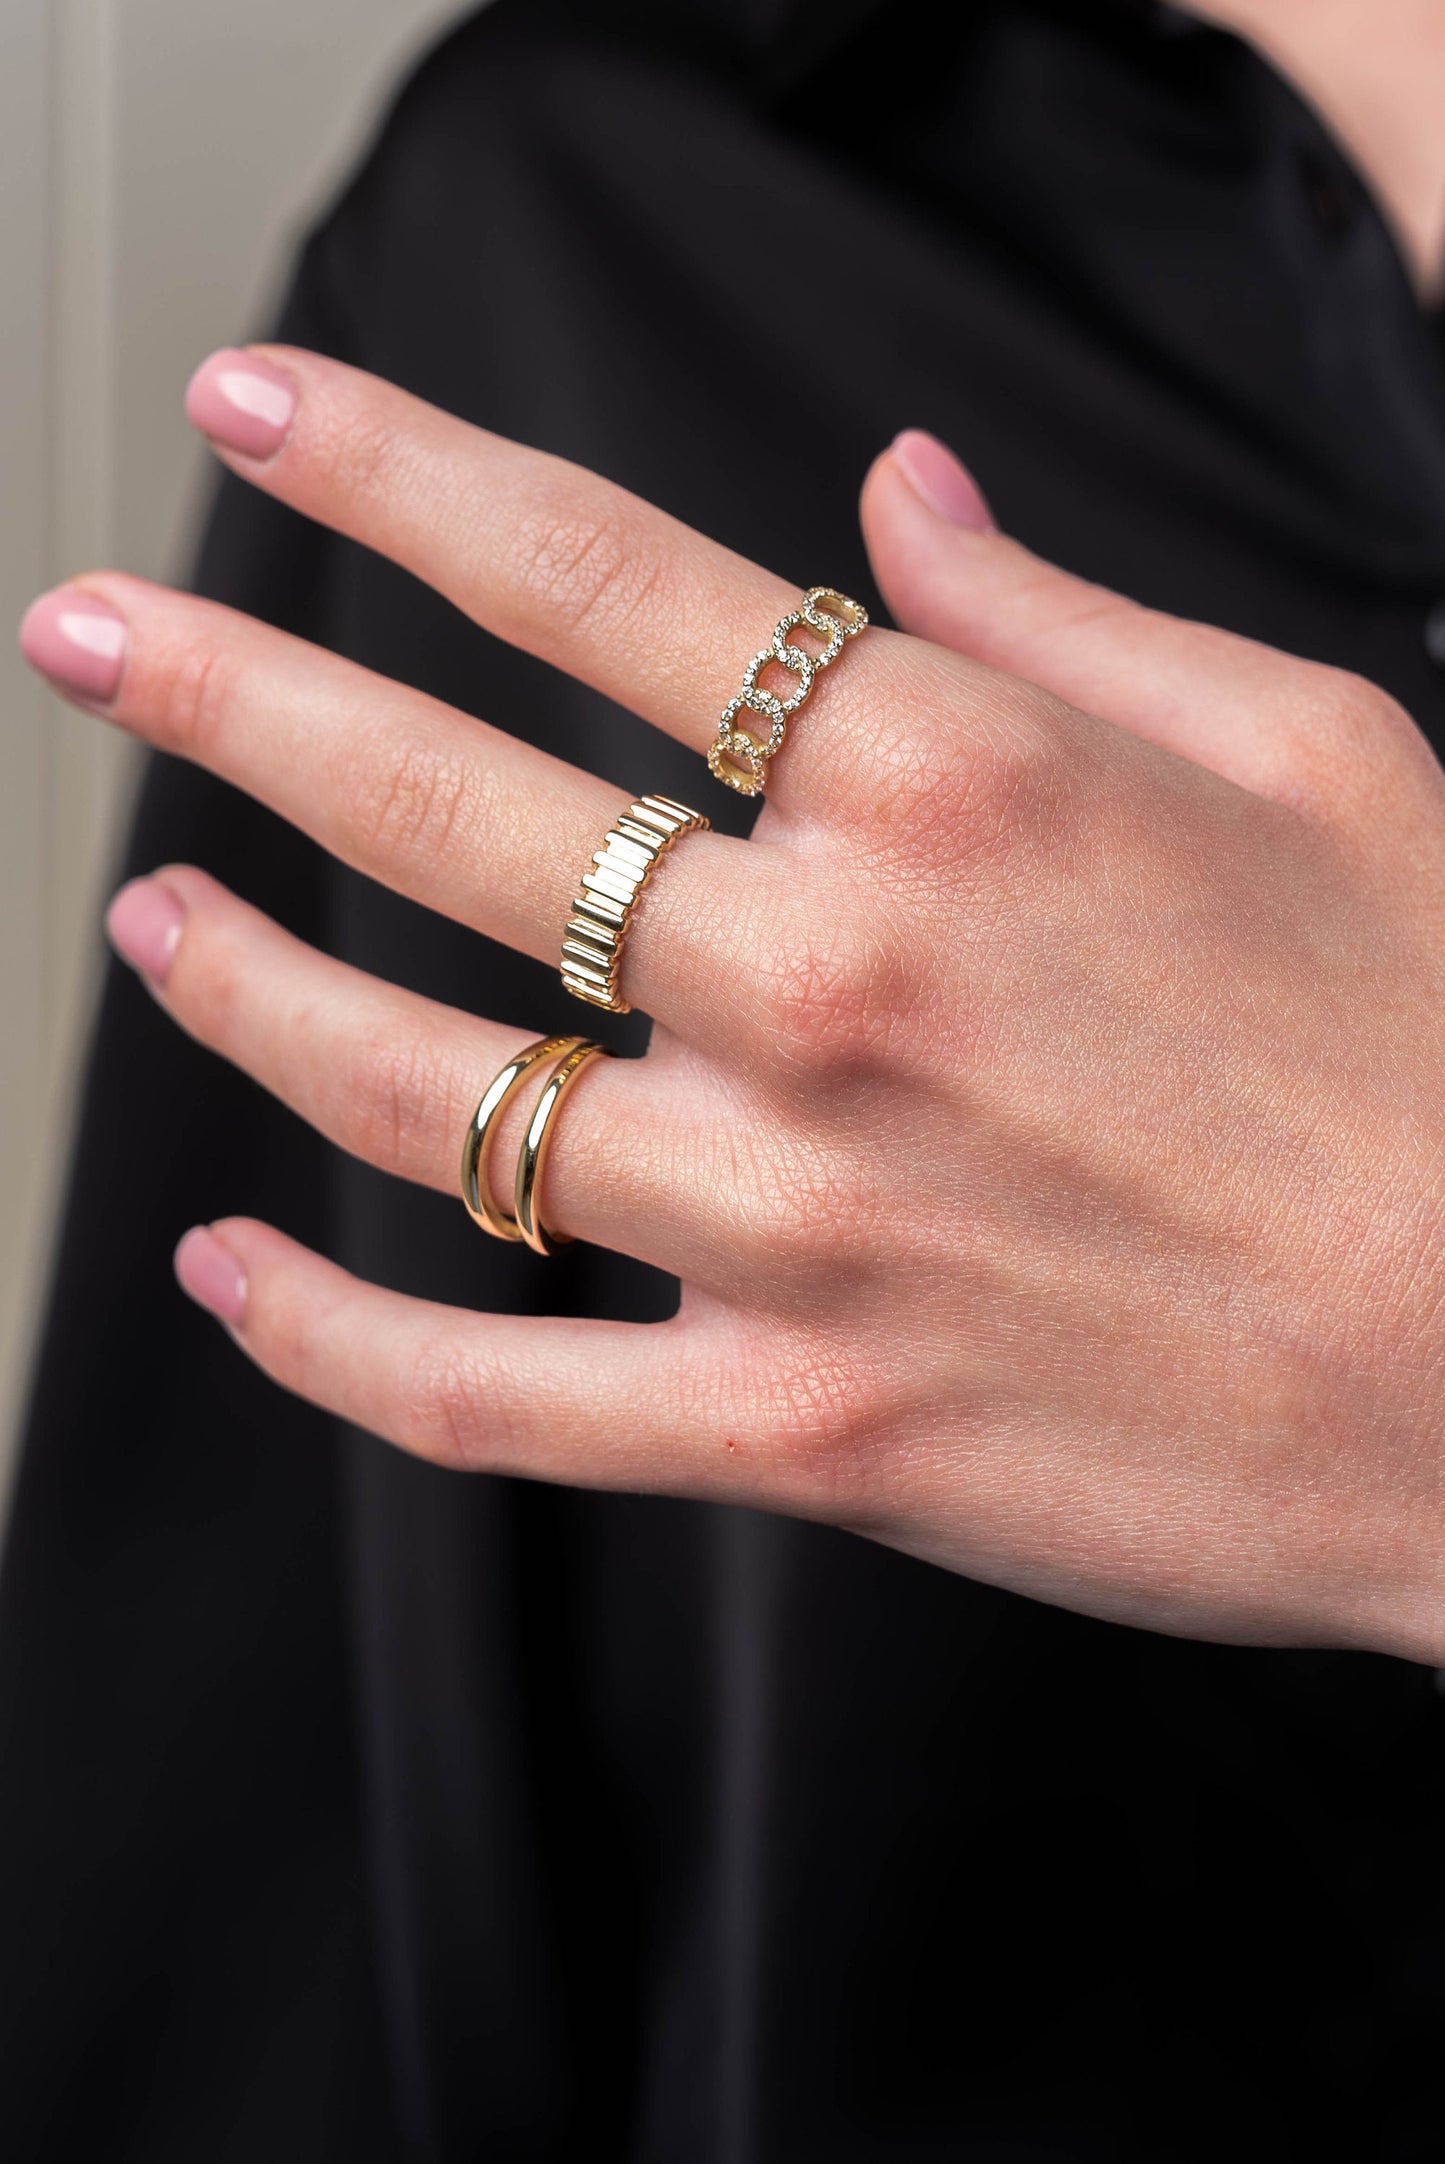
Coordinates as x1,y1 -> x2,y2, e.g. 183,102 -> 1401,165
461,1034 -> 614,1256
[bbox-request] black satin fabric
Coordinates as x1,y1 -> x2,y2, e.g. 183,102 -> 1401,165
5,3 -> 1445,2156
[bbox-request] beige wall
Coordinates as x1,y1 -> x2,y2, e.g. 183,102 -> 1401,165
0,0 -> 472,1497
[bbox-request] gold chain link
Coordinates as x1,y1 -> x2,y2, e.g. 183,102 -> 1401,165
706,586 -> 868,796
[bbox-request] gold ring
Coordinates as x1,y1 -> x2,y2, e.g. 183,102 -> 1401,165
515,1039 -> 614,1255
460,1034 -> 586,1242
707,585 -> 868,797
560,794 -> 709,1013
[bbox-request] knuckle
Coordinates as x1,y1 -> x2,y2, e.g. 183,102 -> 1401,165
1311,665 -> 1406,732
838,653 -> 1069,867
1325,674 -> 1420,767
149,637 -> 237,760
954,699 -> 1074,855
1293,668 -> 1400,756
168,907 -> 246,1047
510,495 -> 668,647
403,1329 -> 495,1471
352,1030 -> 459,1181
722,1127 -> 878,1282
730,1337 -> 895,1514
253,1271 -> 323,1403
870,726 -> 973,828
819,651 -> 968,835
1269,664 -> 1423,806
352,730 -> 480,867
322,407 -> 403,507
749,914 -> 905,1076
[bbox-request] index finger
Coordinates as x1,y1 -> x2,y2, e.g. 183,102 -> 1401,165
186,345 -> 901,815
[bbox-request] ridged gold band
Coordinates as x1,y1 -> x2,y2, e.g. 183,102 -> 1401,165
560,793 -> 709,1013
706,585 -> 869,797
514,1040 -> 614,1255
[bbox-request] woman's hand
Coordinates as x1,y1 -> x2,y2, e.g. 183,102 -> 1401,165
21,349 -> 1445,1658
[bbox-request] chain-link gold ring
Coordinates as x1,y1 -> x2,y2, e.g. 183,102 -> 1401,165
707,587 -> 868,797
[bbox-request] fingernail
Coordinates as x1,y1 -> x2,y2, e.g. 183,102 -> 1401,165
19,587 -> 128,701
185,347 -> 297,460
174,1226 -> 248,1330
889,429 -> 996,530
107,877 -> 184,986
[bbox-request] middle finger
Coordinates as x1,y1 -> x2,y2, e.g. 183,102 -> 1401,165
35,571 -> 799,1049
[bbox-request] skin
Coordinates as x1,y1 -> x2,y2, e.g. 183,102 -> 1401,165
19,346 -> 1445,1661
1190,0 -> 1445,299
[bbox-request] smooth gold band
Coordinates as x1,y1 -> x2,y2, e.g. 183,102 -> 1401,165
707,585 -> 869,797
514,1039 -> 614,1255
561,793 -> 709,1013
460,1034 -> 586,1243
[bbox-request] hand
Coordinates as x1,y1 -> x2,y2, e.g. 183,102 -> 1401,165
21,350 -> 1445,1659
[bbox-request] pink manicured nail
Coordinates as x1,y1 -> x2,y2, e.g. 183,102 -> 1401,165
889,430 -> 996,530
175,1227 -> 248,1330
185,347 -> 297,460
19,588 -> 128,701
107,877 -> 184,986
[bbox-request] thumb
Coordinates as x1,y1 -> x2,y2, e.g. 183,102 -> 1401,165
861,429 -> 1424,814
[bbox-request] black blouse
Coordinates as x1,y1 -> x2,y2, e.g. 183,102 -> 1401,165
4,3 -> 1445,2156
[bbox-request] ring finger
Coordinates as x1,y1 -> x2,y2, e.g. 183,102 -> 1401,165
113,863 -> 748,1279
